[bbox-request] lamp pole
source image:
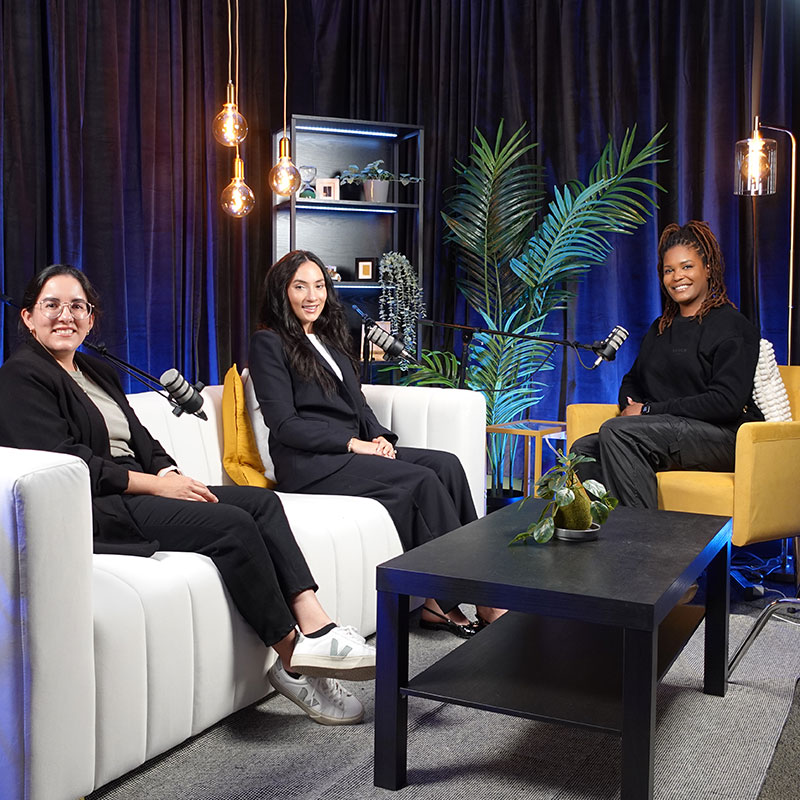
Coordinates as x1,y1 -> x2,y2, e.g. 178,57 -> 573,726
759,124 -> 797,365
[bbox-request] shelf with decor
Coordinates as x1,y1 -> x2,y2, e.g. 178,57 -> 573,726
271,115 -> 424,289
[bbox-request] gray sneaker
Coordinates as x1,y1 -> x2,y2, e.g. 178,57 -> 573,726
268,659 -> 364,726
290,625 -> 376,680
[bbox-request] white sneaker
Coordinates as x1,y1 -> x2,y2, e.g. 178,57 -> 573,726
267,659 -> 364,726
290,625 -> 376,680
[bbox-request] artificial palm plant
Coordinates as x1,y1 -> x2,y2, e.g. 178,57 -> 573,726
400,121 -> 666,496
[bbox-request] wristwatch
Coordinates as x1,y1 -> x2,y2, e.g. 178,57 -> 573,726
640,403 -> 651,415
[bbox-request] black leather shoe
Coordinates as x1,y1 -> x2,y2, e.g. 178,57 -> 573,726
419,606 -> 478,639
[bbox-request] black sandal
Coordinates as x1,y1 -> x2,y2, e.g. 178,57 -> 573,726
419,606 -> 478,639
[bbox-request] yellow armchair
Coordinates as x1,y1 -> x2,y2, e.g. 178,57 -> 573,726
565,366 -> 800,549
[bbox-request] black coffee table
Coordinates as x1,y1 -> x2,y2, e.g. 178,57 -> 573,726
373,500 -> 731,799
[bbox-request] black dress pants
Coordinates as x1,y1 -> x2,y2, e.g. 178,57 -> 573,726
571,414 -> 737,509
298,447 -> 478,551
123,486 -> 316,648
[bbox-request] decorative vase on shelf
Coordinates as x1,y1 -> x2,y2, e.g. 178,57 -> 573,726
363,180 -> 390,203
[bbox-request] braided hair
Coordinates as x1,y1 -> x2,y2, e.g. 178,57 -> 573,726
656,221 -> 733,333
256,250 -> 359,395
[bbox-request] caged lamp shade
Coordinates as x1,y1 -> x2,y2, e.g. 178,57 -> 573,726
735,119 -> 777,196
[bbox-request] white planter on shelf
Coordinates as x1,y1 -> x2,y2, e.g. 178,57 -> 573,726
362,179 -> 390,203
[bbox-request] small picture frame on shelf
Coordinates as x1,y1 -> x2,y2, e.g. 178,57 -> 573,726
316,178 -> 340,200
355,258 -> 377,281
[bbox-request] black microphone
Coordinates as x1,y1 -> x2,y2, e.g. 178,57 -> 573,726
592,325 -> 629,368
159,369 -> 208,420
351,304 -> 418,364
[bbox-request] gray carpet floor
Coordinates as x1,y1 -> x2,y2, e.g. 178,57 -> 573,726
89,609 -> 800,800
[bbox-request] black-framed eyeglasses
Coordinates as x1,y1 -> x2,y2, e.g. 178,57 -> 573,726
36,298 -> 94,320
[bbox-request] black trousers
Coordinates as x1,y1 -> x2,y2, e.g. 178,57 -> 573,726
298,447 -> 478,552
571,414 -> 737,509
123,485 -> 316,648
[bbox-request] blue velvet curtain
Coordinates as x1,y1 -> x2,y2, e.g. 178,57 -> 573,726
1,0 -> 797,414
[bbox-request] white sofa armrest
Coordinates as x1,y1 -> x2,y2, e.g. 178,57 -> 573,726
0,448 -> 95,800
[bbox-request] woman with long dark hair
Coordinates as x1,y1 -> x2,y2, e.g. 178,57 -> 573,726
572,221 -> 763,507
249,250 -> 505,636
0,264 -> 376,726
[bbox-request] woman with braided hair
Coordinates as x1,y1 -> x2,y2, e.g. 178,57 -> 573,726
572,220 -> 763,508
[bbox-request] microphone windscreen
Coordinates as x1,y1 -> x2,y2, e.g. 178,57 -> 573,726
160,369 -> 204,413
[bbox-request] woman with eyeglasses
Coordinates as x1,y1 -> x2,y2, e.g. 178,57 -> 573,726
0,263 -> 376,726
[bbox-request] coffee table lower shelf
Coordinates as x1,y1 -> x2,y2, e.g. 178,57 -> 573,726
403,605 -> 706,733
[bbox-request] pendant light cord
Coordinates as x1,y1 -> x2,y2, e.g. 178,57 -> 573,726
226,0 -> 232,84
282,0 -> 288,140
235,0 -> 240,106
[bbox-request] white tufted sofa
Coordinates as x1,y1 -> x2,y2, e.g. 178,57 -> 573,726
0,381 -> 486,800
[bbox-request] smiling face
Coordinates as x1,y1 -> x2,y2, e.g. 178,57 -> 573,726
287,260 -> 327,333
661,244 -> 710,317
21,274 -> 94,369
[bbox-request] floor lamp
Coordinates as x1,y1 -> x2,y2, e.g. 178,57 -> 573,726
735,116 -> 798,582
735,115 -> 797,364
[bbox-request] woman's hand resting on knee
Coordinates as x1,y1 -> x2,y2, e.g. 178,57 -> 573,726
125,470 -> 219,502
346,436 -> 396,458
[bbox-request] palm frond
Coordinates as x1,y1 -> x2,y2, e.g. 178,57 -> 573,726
391,349 -> 461,388
510,127 -> 667,298
442,120 -> 547,321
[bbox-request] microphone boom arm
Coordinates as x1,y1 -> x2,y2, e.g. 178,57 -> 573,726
83,342 -> 166,394
417,318 -> 596,352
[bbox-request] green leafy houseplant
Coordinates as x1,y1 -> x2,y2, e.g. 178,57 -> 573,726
378,251 -> 425,362
509,450 -> 618,545
339,160 -> 422,185
395,121 -> 667,497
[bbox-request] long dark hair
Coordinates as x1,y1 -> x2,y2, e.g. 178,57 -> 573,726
20,263 -> 101,336
257,250 -> 358,393
656,221 -> 732,333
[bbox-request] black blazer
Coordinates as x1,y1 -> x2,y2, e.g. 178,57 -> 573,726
0,337 -> 176,555
248,329 -> 397,491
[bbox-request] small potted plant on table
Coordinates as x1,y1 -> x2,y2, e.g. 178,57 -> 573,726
509,450 -> 617,545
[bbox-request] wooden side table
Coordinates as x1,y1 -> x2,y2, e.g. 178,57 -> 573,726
486,419 -> 566,496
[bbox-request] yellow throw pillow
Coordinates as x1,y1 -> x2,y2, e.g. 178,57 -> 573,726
222,364 -> 274,488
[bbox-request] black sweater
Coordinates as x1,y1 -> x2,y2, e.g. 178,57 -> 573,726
618,305 -> 763,429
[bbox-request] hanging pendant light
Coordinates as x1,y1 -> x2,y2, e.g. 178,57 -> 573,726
213,81 -> 248,147
213,0 -> 247,147
215,0 -> 252,216
221,150 -> 255,218
268,0 -> 301,196
270,136 -> 302,196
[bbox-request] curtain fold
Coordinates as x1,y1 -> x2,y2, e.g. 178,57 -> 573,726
1,0 -> 797,414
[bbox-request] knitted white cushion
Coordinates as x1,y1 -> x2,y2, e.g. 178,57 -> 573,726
752,339 -> 793,422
